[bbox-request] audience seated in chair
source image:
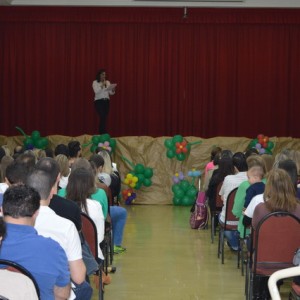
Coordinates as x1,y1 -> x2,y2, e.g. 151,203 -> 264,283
55,154 -> 71,189
248,168 -> 300,299
58,158 -> 108,219
96,149 -> 127,254
219,152 -> 248,251
0,216 -> 39,300
252,168 -> 300,230
243,159 -> 299,228
232,154 -> 266,239
26,158 -> 92,300
68,141 -> 82,167
0,184 -> 71,300
66,167 -> 105,261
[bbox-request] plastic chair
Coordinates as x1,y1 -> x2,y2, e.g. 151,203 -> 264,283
210,181 -> 223,243
268,266 -> 300,300
246,211 -> 300,300
81,212 -> 104,300
0,259 -> 40,299
217,187 -> 238,264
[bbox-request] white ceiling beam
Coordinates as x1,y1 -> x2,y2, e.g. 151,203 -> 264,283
7,0 -> 300,7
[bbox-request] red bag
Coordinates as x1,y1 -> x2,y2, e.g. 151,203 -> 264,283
190,191 -> 208,229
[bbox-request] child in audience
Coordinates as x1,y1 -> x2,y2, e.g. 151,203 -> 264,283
243,165 -> 265,210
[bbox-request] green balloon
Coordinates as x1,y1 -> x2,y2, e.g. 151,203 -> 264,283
143,178 -> 152,187
265,148 -> 272,155
31,130 -> 41,142
174,188 -> 184,199
172,184 -> 181,193
166,149 -> 175,159
135,164 -> 145,174
164,138 -> 174,149
34,139 -> 44,149
187,187 -> 198,198
109,139 -> 117,151
136,173 -> 145,184
40,137 -> 48,149
90,144 -> 97,153
24,137 -> 33,147
267,141 -> 274,149
144,167 -> 153,179
100,134 -> 110,143
172,135 -> 183,144
135,182 -> 142,190
182,195 -> 194,206
180,180 -> 190,192
249,138 -> 258,148
173,197 -> 182,206
92,135 -> 101,144
176,153 -> 186,161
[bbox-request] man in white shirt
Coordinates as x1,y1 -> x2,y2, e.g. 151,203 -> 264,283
26,158 -> 93,300
219,152 -> 248,250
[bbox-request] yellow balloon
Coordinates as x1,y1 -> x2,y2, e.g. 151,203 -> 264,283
132,176 -> 138,183
124,179 -> 129,185
127,174 -> 133,179
130,183 -> 136,188
128,193 -> 131,197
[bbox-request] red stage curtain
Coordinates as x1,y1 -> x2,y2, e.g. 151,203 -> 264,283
1,7 -> 300,138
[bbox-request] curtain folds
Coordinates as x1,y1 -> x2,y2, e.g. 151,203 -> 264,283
1,7 -> 300,137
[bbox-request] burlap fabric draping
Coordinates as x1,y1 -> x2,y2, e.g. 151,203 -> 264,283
1,135 -> 299,205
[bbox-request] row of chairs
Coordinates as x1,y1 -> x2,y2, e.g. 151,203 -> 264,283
209,183 -> 300,299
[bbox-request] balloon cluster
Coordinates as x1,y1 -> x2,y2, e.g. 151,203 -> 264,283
123,173 -> 138,189
122,188 -> 137,205
248,134 -> 274,154
124,163 -> 154,190
122,157 -> 154,205
164,135 -> 202,161
83,134 -> 116,153
16,127 -> 49,150
172,170 -> 200,206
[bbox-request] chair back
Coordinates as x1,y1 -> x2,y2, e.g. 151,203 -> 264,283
0,259 -> 40,299
215,181 -> 223,209
81,212 -> 98,259
223,187 -> 238,230
253,211 -> 300,276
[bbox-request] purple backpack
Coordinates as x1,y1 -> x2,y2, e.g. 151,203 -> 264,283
190,191 -> 208,229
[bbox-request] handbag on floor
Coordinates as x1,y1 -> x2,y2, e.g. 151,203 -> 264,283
190,191 -> 208,229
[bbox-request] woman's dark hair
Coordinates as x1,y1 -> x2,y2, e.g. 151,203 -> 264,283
68,141 -> 81,158
214,156 -> 235,182
232,152 -> 248,172
221,149 -> 233,160
54,144 -> 69,157
89,154 -> 104,169
96,69 -> 106,82
210,146 -> 222,161
66,167 -> 96,215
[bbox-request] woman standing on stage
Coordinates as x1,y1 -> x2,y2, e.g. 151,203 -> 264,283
92,69 -> 116,134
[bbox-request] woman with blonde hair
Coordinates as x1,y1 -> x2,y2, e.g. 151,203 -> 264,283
55,154 -> 70,189
252,168 -> 300,230
96,150 -> 127,254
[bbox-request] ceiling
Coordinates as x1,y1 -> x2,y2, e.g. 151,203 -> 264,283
1,0 -> 300,8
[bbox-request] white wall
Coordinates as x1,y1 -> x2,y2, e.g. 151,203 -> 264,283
7,0 -> 300,8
